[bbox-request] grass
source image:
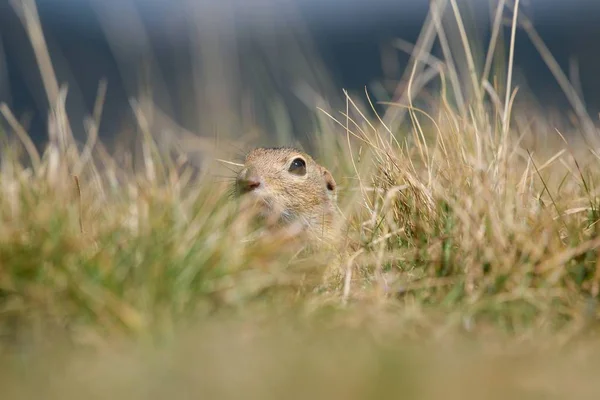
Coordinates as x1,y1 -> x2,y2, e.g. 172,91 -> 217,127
2,0 -> 600,398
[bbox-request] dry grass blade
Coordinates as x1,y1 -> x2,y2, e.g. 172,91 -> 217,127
429,0 -> 466,115
502,0 -> 520,136
481,0 -> 507,87
508,2 -> 598,146
383,0 -> 447,128
10,0 -> 74,148
0,103 -> 41,169
73,80 -> 107,176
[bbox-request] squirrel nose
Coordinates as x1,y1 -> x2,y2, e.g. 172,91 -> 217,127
237,168 -> 262,193
239,177 -> 261,192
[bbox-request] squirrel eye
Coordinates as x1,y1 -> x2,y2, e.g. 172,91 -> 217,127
288,157 -> 307,176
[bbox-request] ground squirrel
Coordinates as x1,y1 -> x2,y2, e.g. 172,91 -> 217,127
234,147 -> 340,245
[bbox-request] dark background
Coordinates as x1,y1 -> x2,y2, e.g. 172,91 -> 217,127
1,0 -> 599,150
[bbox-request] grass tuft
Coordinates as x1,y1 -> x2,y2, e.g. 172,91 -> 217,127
2,0 -> 600,397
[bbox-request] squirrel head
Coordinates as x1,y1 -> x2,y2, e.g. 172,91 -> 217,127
235,147 -> 337,231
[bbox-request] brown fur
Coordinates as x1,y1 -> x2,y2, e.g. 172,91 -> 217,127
235,147 -> 340,245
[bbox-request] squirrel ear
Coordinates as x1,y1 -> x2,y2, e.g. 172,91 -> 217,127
322,168 -> 336,192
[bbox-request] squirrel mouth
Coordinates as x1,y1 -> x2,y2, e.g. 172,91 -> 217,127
238,192 -> 295,224
235,185 -> 258,196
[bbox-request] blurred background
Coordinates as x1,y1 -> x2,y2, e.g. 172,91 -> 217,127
0,0 -> 599,162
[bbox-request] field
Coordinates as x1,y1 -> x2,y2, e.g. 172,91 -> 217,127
1,0 -> 600,398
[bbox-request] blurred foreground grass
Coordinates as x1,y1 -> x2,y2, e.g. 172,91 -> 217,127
2,0 -> 600,398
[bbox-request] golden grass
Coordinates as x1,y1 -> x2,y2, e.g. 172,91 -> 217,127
1,0 -> 600,398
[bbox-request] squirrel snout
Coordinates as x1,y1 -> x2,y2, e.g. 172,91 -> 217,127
237,168 -> 262,193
